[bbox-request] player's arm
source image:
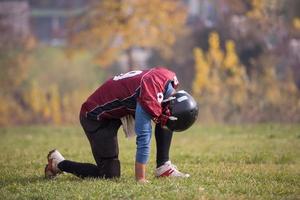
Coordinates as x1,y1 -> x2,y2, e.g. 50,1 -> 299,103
135,102 -> 152,182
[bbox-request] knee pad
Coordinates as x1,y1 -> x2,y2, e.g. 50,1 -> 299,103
101,159 -> 120,179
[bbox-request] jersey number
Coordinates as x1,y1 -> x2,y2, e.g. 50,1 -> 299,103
113,70 -> 143,81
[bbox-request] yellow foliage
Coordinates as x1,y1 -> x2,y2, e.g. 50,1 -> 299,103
49,85 -> 62,124
293,18 -> 300,30
0,95 -> 24,126
207,68 -> 222,96
24,80 -> 57,122
223,40 -> 248,106
192,47 -> 209,95
61,89 -> 91,123
40,93 -> 51,120
247,0 -> 265,19
208,32 -> 224,66
27,80 -> 43,113
224,40 -> 239,70
71,0 -> 187,67
0,52 -> 31,93
19,81 -> 96,124
193,31 -> 248,110
259,67 -> 281,105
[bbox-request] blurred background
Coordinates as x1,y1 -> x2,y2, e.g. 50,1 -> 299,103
0,0 -> 299,126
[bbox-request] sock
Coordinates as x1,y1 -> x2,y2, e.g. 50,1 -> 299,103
58,160 -> 103,178
155,124 -> 173,168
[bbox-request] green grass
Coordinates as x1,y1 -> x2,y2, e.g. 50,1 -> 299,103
0,124 -> 299,200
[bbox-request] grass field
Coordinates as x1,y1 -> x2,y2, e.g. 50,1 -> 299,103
0,124 -> 299,200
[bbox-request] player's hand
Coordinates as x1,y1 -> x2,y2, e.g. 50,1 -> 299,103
135,162 -> 147,183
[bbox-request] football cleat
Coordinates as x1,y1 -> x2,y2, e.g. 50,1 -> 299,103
155,161 -> 190,178
44,149 -> 65,179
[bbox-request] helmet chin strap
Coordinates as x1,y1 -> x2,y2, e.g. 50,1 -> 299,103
161,96 -> 178,121
162,97 -> 177,121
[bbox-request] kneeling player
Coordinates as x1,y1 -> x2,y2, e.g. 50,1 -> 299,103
45,67 -> 198,183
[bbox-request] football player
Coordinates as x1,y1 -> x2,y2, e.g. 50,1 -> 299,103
45,67 -> 198,183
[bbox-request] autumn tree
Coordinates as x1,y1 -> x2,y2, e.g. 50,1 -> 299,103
193,32 -> 248,122
0,2 -> 35,125
69,0 -> 187,70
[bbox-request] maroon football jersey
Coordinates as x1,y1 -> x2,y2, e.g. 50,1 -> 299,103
80,67 -> 179,121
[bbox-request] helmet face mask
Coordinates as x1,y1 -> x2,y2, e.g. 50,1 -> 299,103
165,90 -> 199,132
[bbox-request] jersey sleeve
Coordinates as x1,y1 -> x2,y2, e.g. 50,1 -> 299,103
138,76 -> 164,121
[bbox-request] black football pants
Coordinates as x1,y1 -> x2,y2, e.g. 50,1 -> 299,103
57,115 -> 173,179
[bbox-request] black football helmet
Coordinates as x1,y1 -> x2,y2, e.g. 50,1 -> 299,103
165,90 -> 199,132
